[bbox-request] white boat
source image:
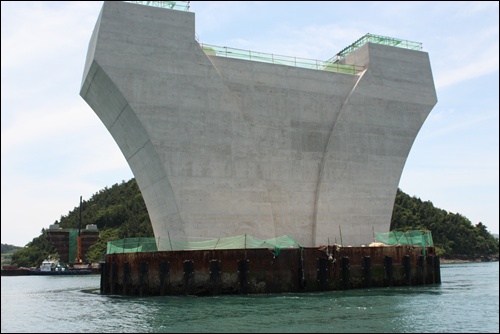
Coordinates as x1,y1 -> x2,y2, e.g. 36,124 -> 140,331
33,259 -> 93,275
39,259 -> 59,272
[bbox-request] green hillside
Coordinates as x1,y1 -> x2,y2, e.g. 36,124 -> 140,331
9,179 -> 499,267
390,189 -> 498,258
1,244 -> 22,268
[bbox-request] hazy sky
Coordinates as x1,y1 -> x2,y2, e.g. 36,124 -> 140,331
1,1 -> 498,247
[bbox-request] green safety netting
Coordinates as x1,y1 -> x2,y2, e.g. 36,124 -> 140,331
68,229 -> 78,264
107,237 -> 159,254
107,234 -> 301,256
375,230 -> 433,247
375,230 -> 433,257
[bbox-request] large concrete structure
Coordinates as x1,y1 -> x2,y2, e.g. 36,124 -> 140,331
80,1 -> 437,248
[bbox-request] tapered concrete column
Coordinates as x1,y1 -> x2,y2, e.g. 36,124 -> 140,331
81,1 -> 437,247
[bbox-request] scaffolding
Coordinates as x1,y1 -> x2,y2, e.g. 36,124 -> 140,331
328,33 -> 422,63
125,1 -> 190,11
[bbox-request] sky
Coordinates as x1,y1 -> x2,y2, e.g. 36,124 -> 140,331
1,1 -> 498,247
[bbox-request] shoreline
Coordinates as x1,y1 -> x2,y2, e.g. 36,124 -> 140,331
440,258 -> 499,264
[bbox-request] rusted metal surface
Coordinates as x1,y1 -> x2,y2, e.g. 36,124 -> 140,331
101,246 -> 440,296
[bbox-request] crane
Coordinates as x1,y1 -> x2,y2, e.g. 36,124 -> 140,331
76,196 -> 83,263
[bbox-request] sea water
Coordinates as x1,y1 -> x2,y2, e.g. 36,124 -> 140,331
1,262 -> 498,333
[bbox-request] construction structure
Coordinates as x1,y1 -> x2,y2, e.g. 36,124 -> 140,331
80,1 -> 439,295
45,224 -> 99,264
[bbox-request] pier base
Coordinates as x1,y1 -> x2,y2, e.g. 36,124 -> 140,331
101,246 -> 440,296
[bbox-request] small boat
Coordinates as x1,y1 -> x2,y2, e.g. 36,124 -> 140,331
30,259 -> 93,275
39,259 -> 58,272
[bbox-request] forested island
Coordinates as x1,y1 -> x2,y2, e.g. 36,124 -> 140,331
5,178 -> 499,268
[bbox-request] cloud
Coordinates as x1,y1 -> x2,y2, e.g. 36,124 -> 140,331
216,21 -> 366,62
1,1 -> 102,71
422,110 -> 498,140
434,42 -> 499,89
1,104 -> 92,152
449,1 -> 499,18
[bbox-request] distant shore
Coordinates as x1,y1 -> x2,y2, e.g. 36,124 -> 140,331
440,256 -> 499,264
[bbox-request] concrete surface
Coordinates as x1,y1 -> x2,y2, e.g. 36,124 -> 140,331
80,1 -> 437,247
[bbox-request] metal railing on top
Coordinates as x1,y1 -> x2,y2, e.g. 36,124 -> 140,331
121,5 -> 422,76
199,33 -> 422,75
125,1 -> 190,11
327,33 -> 422,63
200,44 -> 365,75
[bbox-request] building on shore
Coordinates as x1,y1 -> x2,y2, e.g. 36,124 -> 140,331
46,224 -> 99,263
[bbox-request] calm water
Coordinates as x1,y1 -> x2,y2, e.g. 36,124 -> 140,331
1,262 -> 498,333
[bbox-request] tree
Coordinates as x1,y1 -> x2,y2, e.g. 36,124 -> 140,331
85,228 -> 121,263
391,188 -> 499,257
13,183 -> 500,264
11,232 -> 58,268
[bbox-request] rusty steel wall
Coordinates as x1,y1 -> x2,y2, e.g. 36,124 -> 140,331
100,246 -> 440,296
